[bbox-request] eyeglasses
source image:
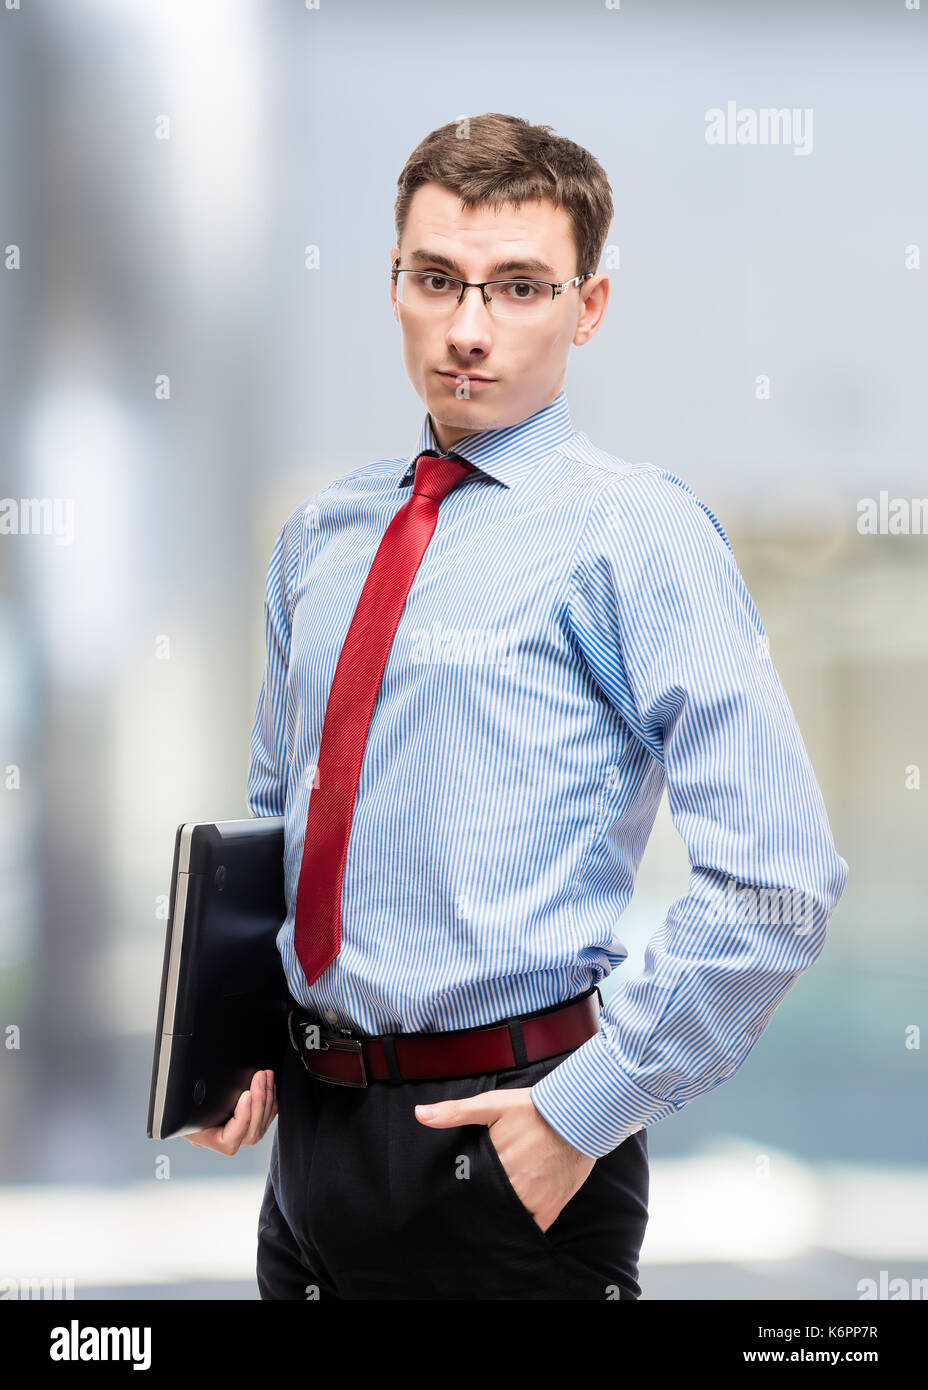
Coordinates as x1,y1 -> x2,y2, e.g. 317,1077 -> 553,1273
392,257 -> 593,322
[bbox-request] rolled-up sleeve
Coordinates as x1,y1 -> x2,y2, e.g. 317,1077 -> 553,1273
246,520 -> 292,818
530,468 -> 849,1158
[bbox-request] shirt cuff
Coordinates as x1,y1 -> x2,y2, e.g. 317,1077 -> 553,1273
530,1026 -> 678,1159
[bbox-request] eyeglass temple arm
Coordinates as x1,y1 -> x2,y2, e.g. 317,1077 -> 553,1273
554,272 -> 595,295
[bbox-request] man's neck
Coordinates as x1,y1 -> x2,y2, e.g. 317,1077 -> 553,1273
428,389 -> 563,454
429,417 -> 479,455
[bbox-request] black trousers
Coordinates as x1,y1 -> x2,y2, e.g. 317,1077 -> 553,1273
256,1013 -> 649,1300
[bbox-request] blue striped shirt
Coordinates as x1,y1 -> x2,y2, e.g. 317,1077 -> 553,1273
247,389 -> 848,1159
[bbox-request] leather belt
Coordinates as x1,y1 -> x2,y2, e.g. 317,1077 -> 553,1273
286,985 -> 602,1087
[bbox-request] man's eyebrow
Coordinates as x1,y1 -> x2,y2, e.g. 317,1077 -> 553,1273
406,249 -> 557,278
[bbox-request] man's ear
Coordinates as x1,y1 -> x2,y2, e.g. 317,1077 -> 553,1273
574,274 -> 609,347
390,246 -> 400,320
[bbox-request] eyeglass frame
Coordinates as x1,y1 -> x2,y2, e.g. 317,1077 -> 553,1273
391,257 -> 595,311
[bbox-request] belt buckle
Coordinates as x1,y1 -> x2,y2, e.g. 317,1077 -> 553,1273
288,1008 -> 367,1086
315,1028 -> 368,1087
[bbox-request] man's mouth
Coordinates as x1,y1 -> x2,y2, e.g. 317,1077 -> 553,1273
436,370 -> 497,390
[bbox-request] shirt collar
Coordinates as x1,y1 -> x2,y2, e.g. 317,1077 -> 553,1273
397,388 -> 575,489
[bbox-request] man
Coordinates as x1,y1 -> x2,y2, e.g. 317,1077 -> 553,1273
187,113 -> 848,1300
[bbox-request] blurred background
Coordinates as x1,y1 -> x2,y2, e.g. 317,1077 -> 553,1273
0,0 -> 925,1300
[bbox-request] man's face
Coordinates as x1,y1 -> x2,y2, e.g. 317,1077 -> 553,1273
390,183 -> 608,451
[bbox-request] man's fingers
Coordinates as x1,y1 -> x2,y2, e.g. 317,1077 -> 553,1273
216,1090 -> 252,1153
183,1074 -> 277,1154
257,1070 -> 271,1131
244,1071 -> 269,1145
261,1072 -> 276,1131
414,1091 -> 501,1128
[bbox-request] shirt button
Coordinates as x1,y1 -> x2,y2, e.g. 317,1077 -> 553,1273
324,1008 -> 337,1024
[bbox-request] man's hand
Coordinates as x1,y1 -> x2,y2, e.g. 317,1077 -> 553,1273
184,1069 -> 278,1155
414,1088 -> 594,1232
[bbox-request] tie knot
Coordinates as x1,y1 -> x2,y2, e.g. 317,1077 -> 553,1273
412,450 -> 475,502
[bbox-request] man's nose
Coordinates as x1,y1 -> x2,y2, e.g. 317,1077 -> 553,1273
447,285 -> 494,343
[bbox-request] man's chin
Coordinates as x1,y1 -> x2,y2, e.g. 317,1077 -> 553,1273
426,386 -> 497,417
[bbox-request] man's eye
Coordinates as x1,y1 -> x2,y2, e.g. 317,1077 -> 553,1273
503,281 -> 539,298
422,274 -> 453,291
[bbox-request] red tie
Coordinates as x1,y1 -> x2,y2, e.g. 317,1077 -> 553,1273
293,449 -> 476,987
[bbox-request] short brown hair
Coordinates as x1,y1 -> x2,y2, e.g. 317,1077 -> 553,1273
394,112 -> 614,278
